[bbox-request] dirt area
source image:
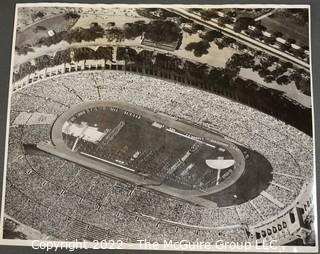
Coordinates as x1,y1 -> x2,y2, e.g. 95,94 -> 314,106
177,33 -> 237,68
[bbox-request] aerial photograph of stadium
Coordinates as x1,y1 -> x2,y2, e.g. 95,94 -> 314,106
0,3 -> 316,252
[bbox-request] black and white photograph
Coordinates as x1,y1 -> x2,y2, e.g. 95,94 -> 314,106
0,3 -> 317,252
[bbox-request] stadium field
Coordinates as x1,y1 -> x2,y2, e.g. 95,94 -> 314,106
37,100 -> 273,207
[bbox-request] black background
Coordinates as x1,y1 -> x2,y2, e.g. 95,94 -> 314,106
0,0 -> 319,253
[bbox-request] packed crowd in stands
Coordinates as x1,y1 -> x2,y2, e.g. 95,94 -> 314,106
236,202 -> 262,224
5,69 -> 314,243
251,195 -> 282,218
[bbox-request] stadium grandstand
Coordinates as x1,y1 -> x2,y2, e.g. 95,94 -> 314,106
4,47 -> 315,247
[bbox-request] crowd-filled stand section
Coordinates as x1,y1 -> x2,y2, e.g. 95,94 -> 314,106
5,70 -> 313,243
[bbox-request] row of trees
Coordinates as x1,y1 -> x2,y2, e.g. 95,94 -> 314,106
225,51 -> 310,95
33,19 -> 181,49
116,47 -> 312,134
116,46 -> 309,101
73,47 -> 113,62
14,41 -> 311,97
13,46 -> 113,81
13,49 -> 72,81
37,23 -> 105,47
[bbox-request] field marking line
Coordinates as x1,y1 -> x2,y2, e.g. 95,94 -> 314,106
80,151 -> 136,172
71,137 -> 80,151
166,128 -> 217,149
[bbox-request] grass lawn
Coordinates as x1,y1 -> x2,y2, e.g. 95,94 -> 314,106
261,13 -> 309,46
16,14 -> 79,48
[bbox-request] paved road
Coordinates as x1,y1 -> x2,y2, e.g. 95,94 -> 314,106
166,8 -> 310,71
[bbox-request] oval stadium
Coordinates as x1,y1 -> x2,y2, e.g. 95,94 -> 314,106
6,68 -> 314,246
4,6 -> 315,250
